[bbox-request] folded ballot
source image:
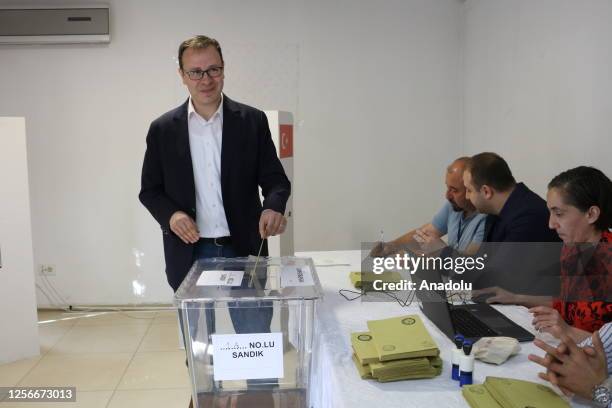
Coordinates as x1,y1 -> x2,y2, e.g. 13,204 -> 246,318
349,271 -> 402,290
462,377 -> 570,408
366,315 -> 439,361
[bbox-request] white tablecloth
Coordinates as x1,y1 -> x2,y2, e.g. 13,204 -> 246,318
297,250 -> 595,408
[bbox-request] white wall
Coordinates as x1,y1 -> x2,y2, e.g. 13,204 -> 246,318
0,117 -> 39,363
0,0 -> 463,305
463,0 -> 612,196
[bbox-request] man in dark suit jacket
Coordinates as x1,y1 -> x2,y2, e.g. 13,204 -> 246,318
462,152 -> 559,243
462,152 -> 561,294
139,35 -> 291,292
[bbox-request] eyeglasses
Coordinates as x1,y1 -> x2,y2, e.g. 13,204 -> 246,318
184,66 -> 224,80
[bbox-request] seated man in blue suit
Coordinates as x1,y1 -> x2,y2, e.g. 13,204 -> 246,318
462,152 -> 561,294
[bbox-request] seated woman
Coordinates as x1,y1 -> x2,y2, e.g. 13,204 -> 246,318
472,166 -> 611,342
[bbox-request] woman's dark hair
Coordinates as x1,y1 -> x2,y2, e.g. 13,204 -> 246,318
548,166 -> 612,231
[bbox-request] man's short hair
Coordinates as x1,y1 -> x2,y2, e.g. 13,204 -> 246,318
467,152 -> 516,191
178,35 -> 224,71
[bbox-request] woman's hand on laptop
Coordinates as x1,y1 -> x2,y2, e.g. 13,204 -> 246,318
471,287 -> 518,305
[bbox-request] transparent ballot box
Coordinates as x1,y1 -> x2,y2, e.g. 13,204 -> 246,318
174,257 -> 323,408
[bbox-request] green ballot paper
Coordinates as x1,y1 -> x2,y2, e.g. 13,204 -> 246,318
351,332 -> 379,365
367,315 -> 439,361
351,315 -> 442,382
485,377 -> 570,408
369,356 -> 442,382
462,377 -> 570,408
351,354 -> 373,379
462,384 -> 503,408
349,271 -> 402,290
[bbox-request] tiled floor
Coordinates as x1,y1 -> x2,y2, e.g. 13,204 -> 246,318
0,309 -> 192,407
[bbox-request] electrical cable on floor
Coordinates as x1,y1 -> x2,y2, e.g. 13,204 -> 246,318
44,273 -> 69,306
36,283 -> 59,308
35,281 -> 174,319
37,279 -> 69,311
35,271 -> 175,318
41,273 -> 70,310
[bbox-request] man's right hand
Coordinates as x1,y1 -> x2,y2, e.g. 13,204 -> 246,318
169,211 -> 200,244
369,241 -> 395,258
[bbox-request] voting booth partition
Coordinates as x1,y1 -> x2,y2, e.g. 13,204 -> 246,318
174,257 -> 322,408
263,110 -> 294,257
0,117 -> 39,364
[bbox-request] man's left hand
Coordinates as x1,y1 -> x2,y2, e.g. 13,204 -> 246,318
259,209 -> 287,239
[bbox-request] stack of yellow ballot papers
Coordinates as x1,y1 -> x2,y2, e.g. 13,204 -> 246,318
462,377 -> 570,408
349,271 -> 402,290
351,315 -> 442,382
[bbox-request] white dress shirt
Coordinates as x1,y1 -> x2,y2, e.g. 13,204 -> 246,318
187,96 -> 231,238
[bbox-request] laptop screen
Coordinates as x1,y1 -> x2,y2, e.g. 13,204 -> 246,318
411,267 -> 456,340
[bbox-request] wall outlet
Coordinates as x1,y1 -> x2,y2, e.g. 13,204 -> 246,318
40,264 -> 56,276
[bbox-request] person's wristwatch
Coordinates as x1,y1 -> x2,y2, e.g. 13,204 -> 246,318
592,378 -> 612,406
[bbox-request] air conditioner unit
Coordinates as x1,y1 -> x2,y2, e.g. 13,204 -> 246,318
0,5 -> 110,44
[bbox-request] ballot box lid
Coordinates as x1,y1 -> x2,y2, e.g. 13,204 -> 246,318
174,256 -> 323,307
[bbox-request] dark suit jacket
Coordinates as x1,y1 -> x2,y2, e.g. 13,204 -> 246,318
139,96 -> 291,291
475,182 -> 562,294
484,182 -> 560,243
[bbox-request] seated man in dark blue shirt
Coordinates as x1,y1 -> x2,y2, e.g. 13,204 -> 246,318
462,152 -> 561,294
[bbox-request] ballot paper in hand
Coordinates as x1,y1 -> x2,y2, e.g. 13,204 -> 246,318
196,270 -> 244,286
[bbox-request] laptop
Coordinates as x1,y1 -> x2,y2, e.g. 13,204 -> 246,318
411,268 -> 535,342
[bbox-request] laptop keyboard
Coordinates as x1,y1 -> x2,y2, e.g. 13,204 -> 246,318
450,308 -> 498,338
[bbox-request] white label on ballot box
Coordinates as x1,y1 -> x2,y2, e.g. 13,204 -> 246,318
196,270 -> 244,286
212,332 -> 284,380
280,265 -> 314,287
